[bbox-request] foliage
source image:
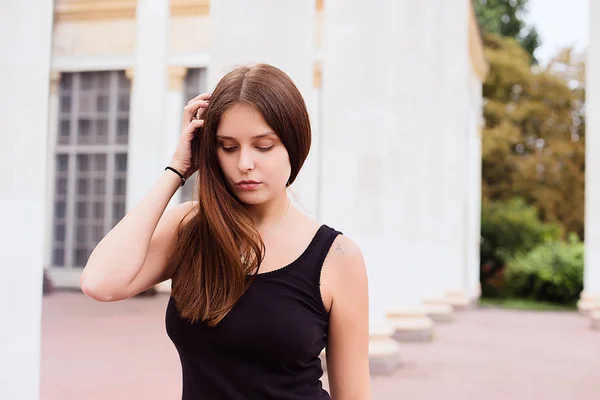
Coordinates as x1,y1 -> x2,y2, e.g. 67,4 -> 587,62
504,234 -> 584,304
478,297 -> 576,311
481,198 -> 563,284
481,33 -> 586,239
474,0 -> 541,63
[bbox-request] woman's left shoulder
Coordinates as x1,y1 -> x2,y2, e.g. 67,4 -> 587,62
323,232 -> 367,279
328,233 -> 363,259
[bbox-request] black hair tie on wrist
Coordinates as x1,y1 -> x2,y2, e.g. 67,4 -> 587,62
165,166 -> 186,187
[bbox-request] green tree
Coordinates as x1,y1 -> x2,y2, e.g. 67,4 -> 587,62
481,33 -> 585,238
474,0 -> 541,63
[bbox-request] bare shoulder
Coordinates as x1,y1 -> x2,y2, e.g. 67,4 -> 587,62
322,234 -> 367,288
330,234 -> 363,259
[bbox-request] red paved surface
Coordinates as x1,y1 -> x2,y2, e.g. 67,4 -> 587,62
41,292 -> 600,400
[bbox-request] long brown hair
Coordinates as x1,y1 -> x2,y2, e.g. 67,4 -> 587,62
166,64 -> 311,327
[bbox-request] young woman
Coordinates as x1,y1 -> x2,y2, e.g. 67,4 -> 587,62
80,64 -> 371,399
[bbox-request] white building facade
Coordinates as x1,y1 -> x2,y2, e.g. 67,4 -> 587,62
43,0 -> 488,315
2,0 -> 496,396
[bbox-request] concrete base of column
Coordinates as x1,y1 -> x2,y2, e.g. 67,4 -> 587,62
386,308 -> 434,342
591,309 -> 600,330
444,290 -> 471,310
422,297 -> 453,322
471,283 -> 482,307
368,323 -> 402,375
319,323 -> 401,375
577,292 -> 600,315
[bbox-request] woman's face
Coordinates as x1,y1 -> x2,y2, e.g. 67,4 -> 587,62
216,103 -> 292,205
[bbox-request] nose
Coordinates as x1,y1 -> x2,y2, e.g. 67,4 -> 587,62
237,147 -> 255,172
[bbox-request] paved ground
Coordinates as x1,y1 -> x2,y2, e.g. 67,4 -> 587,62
41,292 -> 600,400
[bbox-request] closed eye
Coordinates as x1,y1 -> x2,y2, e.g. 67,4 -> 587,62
257,146 -> 274,152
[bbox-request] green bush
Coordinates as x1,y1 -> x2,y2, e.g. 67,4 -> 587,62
480,198 -> 563,296
504,234 -> 583,304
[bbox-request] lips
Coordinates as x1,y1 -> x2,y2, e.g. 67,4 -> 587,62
236,180 -> 261,190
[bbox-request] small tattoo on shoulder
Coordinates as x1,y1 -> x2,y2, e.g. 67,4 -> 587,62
334,239 -> 346,255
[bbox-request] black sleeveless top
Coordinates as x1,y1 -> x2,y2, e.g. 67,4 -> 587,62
165,224 -> 341,399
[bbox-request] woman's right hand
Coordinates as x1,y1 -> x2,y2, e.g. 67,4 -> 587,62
169,92 -> 211,179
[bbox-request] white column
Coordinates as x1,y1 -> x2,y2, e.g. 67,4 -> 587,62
208,0 -> 318,217
44,72 -> 61,268
321,0 -> 394,324
0,0 -> 53,398
155,67 -> 187,294
583,0 -> 600,322
126,0 -> 170,210
467,73 -> 484,302
437,0 -> 471,309
383,0 -> 447,332
321,0 -> 400,372
418,0 -> 455,321
165,66 -> 188,207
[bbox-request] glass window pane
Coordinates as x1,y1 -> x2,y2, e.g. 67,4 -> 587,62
114,178 -> 126,195
52,247 -> 65,266
77,154 -> 89,171
96,119 -> 109,144
97,95 -> 109,112
77,178 -> 89,196
93,202 -> 104,219
60,74 -> 72,91
80,72 -> 95,90
74,248 -> 91,266
56,154 -> 69,171
54,224 -> 66,242
116,154 -> 127,172
184,68 -> 207,102
93,224 -> 104,242
95,154 -> 107,172
77,119 -> 92,143
59,120 -> 70,144
118,72 -> 130,90
60,95 -> 71,113
54,71 -> 132,269
56,177 -> 68,195
116,119 -> 128,144
76,201 -> 88,218
98,72 -> 111,88
79,93 -> 94,113
54,201 -> 67,218
75,223 -> 88,243
94,178 -> 106,195
113,202 -> 125,222
118,93 -> 129,112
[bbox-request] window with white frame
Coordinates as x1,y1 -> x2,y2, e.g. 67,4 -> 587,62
52,71 -> 130,268
180,68 -> 207,202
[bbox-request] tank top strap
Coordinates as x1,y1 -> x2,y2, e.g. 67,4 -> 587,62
310,224 -> 343,269
305,225 -> 342,301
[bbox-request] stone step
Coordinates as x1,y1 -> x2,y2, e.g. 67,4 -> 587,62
422,298 -> 454,322
386,308 -> 434,342
444,290 -> 471,310
320,322 -> 401,375
577,292 -> 600,316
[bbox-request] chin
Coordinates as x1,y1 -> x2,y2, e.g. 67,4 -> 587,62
234,191 -> 271,205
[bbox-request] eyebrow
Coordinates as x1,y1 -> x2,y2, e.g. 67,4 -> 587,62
216,132 -> 277,140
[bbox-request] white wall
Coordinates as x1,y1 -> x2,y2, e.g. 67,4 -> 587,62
126,0 -> 170,210
584,0 -> 600,295
0,0 -> 54,398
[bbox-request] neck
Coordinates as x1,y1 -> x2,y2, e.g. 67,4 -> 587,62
244,190 -> 292,231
